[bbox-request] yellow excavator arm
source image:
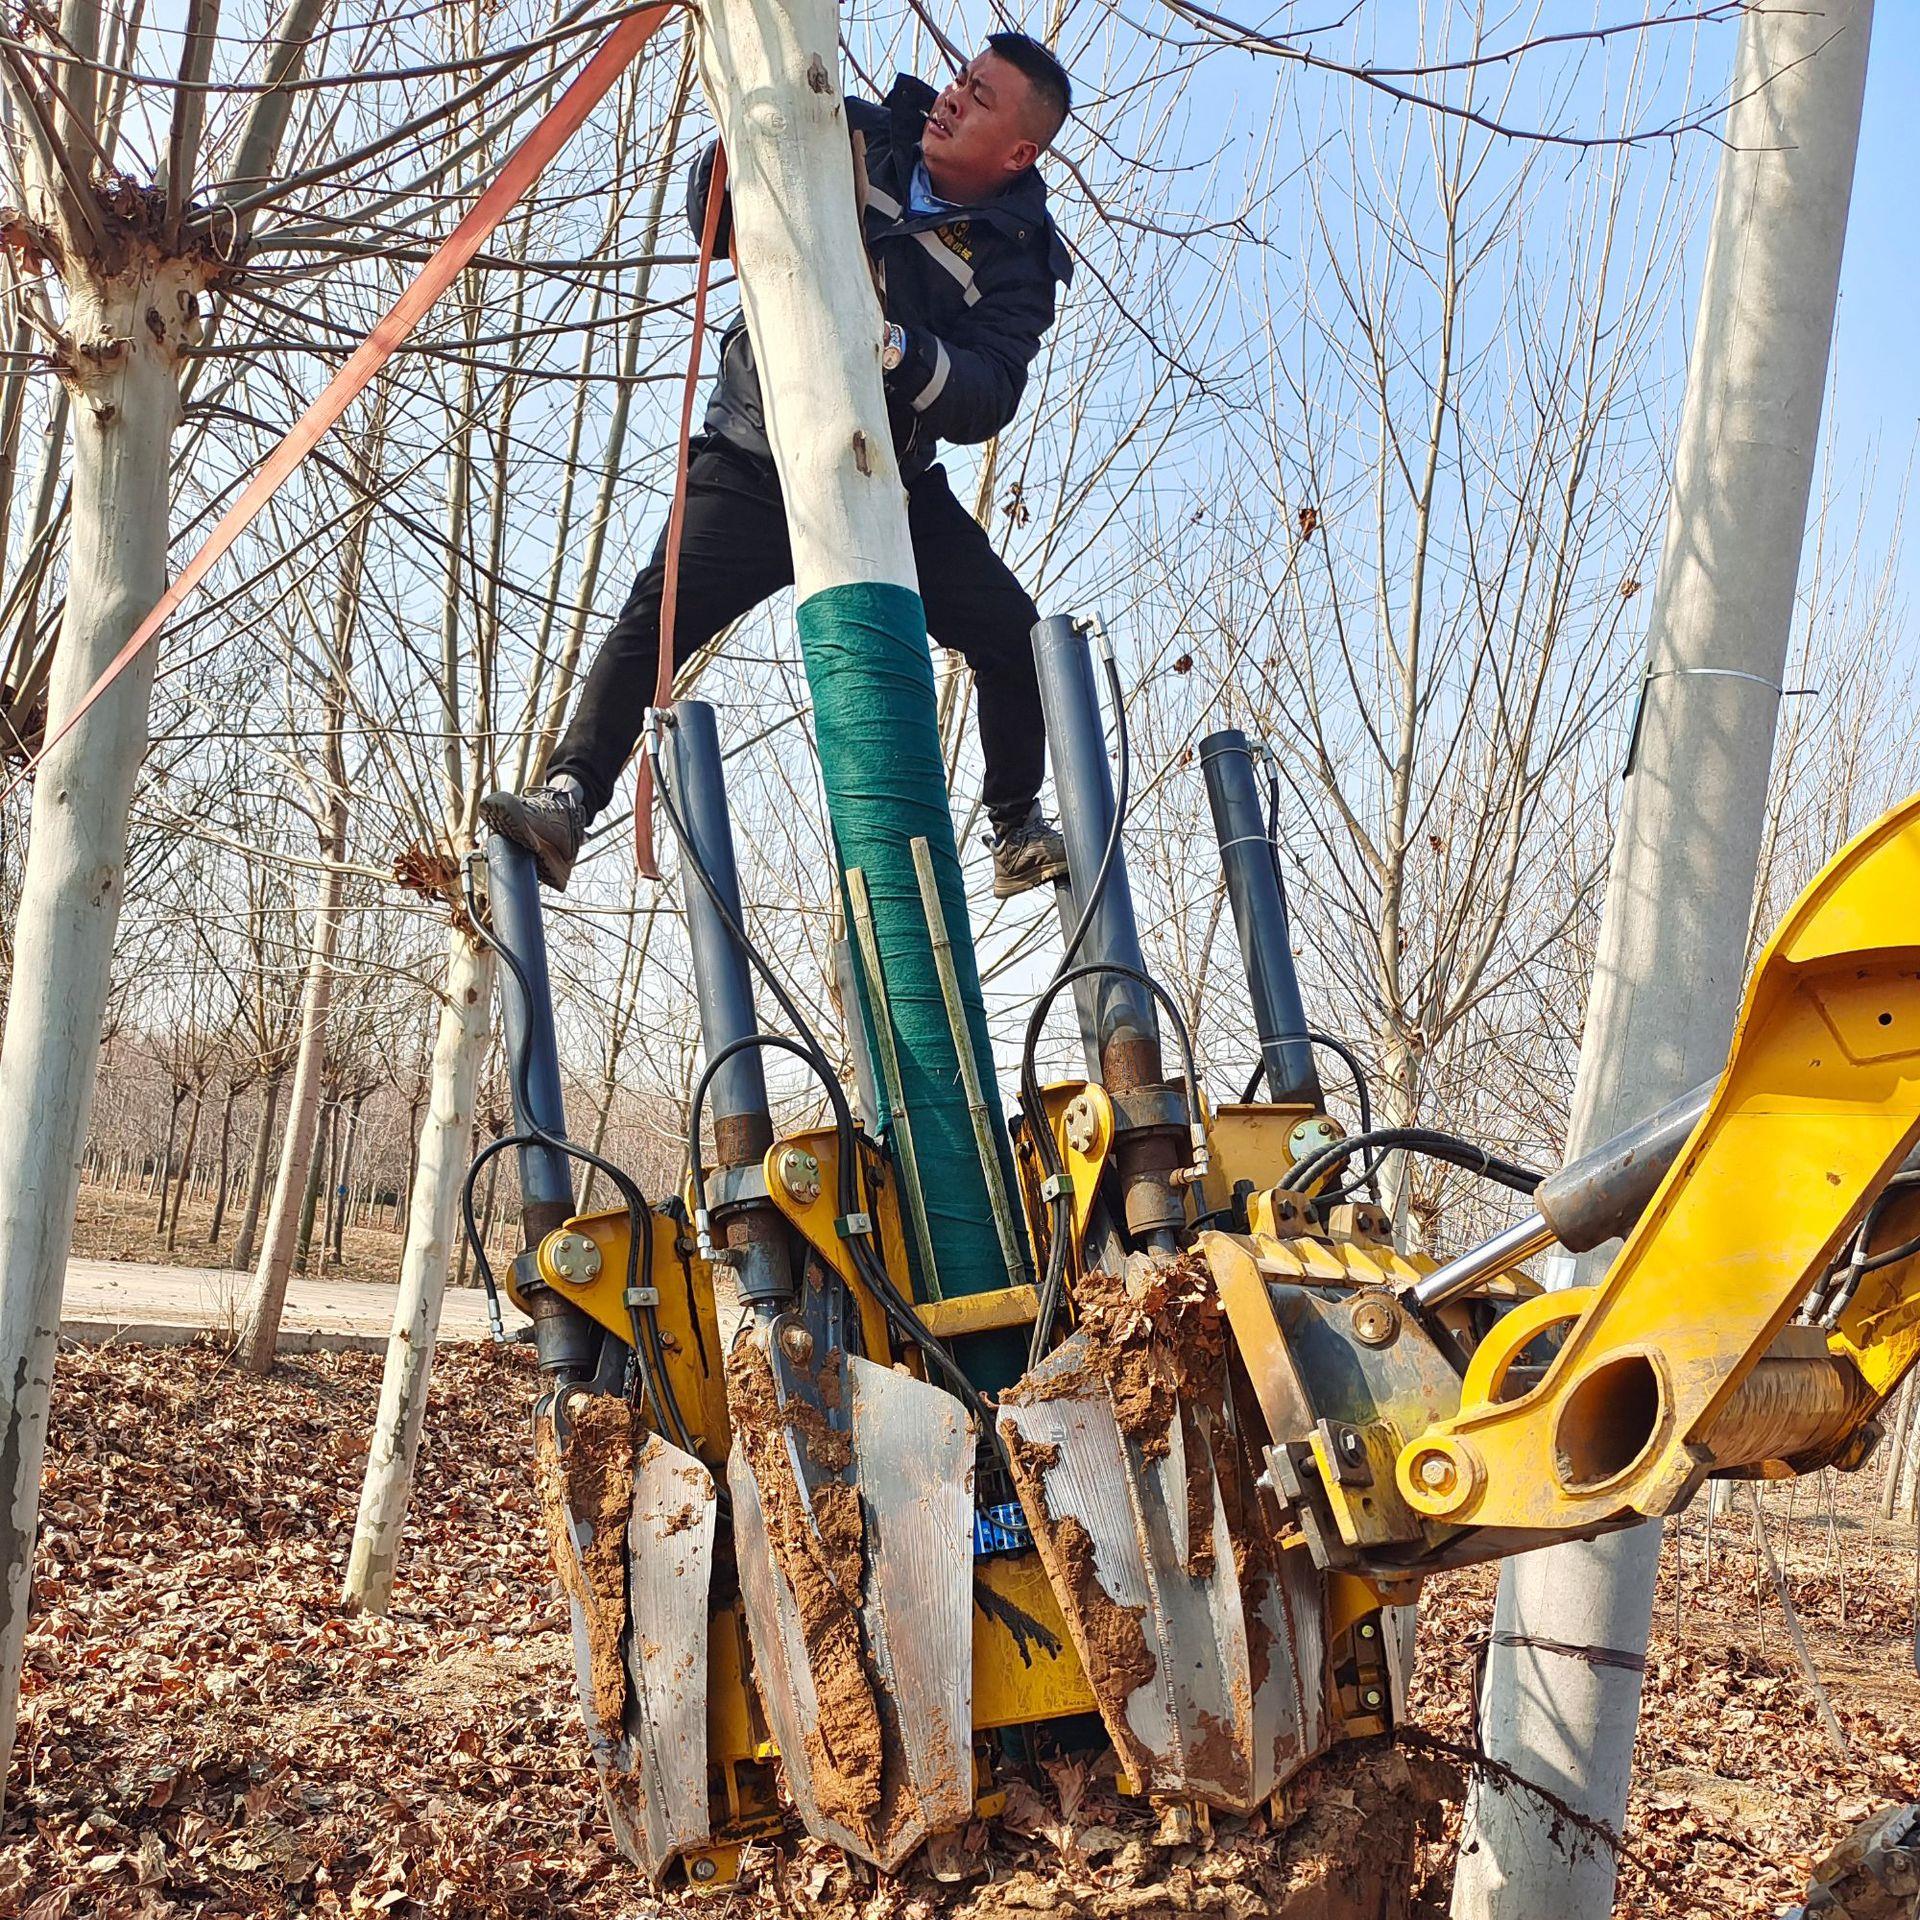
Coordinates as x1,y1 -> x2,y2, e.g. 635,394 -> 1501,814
1210,789 -> 1920,1587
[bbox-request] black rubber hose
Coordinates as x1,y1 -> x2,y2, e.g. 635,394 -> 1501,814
682,1029 -> 996,1437
461,862 -> 694,1452
1239,1030 -> 1376,1131
1279,1126 -> 1544,1203
1023,960 -> 1205,1368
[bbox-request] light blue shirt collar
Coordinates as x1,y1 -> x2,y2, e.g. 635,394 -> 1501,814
907,158 -> 960,221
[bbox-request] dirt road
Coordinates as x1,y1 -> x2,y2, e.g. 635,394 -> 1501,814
59,1256 -> 496,1351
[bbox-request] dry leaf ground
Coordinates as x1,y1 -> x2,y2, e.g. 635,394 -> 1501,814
4,1338 -> 1915,1917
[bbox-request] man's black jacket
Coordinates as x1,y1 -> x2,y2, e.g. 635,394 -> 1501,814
686,74 -> 1072,479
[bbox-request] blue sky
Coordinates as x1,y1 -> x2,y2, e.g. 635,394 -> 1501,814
1825,5 -> 1917,613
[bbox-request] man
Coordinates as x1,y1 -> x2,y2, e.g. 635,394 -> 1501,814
482,33 -> 1075,898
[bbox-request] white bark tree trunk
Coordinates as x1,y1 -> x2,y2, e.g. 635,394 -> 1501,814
1454,8 -> 1875,1915
695,0 -> 915,600
238,847 -> 344,1369
0,247 -> 204,1795
341,927 -> 495,1612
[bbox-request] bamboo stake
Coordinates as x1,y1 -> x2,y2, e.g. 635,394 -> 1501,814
845,866 -> 941,1299
910,836 -> 1027,1288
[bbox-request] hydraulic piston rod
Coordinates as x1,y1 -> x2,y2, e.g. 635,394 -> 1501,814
1031,613 -> 1188,1241
666,700 -> 788,1307
485,832 -> 594,1378
1415,1078 -> 1717,1308
1198,729 -> 1323,1109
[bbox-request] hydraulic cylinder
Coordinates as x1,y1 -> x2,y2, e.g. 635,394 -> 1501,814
1030,614 -> 1186,1240
1198,729 -> 1323,1109
485,832 -> 594,1378
667,700 -> 788,1306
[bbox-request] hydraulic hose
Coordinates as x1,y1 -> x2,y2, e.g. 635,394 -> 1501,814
460,857 -> 694,1455
1279,1125 -> 1545,1207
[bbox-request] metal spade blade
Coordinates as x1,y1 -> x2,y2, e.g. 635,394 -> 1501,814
999,1328 -> 1320,1810
844,1354 -> 976,1864
620,1435 -> 718,1876
727,1352 -> 975,1870
536,1403 -> 717,1879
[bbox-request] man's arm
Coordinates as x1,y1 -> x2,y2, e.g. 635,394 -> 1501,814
688,91 -> 884,249
886,269 -> 1057,445
685,138 -> 733,254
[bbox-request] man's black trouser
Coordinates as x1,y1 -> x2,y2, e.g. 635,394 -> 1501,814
548,434 -> 1046,829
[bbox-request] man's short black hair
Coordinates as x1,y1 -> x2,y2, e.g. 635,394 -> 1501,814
985,31 -> 1072,147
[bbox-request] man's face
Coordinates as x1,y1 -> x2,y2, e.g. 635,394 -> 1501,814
924,50 -> 1043,188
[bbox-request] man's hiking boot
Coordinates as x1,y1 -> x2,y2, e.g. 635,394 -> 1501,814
479,784 -> 587,891
990,808 -> 1072,899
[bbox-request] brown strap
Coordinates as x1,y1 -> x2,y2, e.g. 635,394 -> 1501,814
633,140 -> 729,879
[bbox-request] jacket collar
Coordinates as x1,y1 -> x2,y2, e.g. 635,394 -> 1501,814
883,73 -> 1073,285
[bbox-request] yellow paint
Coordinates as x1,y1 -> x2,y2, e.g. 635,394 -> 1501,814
1203,1102 -> 1316,1211
1325,1570 -> 1382,1640
1398,792 -> 1920,1531
527,1206 -> 731,1461
758,1126 -> 899,1363
971,1551 -> 1099,1728
707,1602 -> 771,1765
917,1285 -> 1039,1339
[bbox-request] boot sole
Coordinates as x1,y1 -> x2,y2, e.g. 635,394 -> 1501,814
477,796 -> 577,892
992,861 -> 1072,900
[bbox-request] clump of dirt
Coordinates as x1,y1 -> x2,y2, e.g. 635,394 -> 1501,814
1020,1254 -> 1231,1463
726,1338 -> 888,1845
533,1394 -> 638,1743
1001,1415 -> 1158,1783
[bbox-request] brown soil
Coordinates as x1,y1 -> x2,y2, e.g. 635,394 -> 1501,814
725,1338 -> 888,1844
18,1336 -> 1920,1918
532,1396 -> 638,1744
1002,1416 -> 1158,1783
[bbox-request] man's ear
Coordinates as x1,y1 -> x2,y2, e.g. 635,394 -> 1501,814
1006,137 -> 1040,175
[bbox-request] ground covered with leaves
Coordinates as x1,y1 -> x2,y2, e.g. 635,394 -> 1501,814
4,1339 -> 1916,1917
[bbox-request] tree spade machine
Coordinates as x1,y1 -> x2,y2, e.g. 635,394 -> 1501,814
468,613 -> 1920,1887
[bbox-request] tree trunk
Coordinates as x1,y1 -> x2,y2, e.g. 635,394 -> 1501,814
238,844 -> 345,1369
207,1082 -> 239,1245
164,1086 -> 204,1250
0,239 -> 206,1794
1456,9 -> 1875,1914
396,1093 -> 423,1247
295,1102 -> 333,1276
328,1091 -> 364,1265
342,929 -> 496,1612
692,0 -> 1008,1294
154,1088 -> 185,1232
231,1070 -> 283,1270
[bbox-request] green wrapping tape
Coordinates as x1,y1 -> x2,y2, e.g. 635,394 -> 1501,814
796,580 -> 1027,1378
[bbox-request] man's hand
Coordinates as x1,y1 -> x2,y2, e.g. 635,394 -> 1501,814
849,129 -> 889,320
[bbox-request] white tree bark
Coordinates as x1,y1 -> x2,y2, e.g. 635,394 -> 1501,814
1454,7 -> 1875,1914
0,248 -> 205,1794
341,927 -> 495,1612
695,0 -> 916,601
237,842 -> 345,1370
